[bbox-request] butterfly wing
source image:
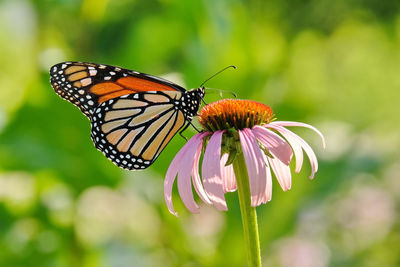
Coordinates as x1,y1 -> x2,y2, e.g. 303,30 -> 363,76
49,61 -> 186,117
50,62 -> 188,169
91,91 -> 186,169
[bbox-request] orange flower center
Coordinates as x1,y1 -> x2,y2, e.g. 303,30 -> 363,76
198,99 -> 275,132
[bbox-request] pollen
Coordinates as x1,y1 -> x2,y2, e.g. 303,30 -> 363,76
198,99 -> 275,132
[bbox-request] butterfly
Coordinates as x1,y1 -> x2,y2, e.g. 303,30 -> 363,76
49,62 -> 205,170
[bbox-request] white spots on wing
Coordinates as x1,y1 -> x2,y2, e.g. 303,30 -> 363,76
114,67 -> 121,71
52,66 -> 57,72
109,71 -> 116,75
99,65 -> 106,69
78,90 -> 85,95
88,100 -> 94,106
89,69 -> 97,76
61,64 -> 67,69
104,76 -> 111,80
81,77 -> 92,86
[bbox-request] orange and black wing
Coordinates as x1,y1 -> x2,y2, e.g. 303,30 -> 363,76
50,62 -> 188,169
49,61 -> 186,117
91,91 -> 186,169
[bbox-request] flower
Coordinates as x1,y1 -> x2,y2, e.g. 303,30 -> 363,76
164,99 -> 325,216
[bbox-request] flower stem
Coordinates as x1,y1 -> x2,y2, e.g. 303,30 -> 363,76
233,151 -> 262,267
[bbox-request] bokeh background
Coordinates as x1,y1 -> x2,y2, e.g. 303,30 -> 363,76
1,0 -> 400,266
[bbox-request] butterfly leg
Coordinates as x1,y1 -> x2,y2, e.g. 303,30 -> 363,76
189,121 -> 200,133
179,121 -> 201,140
179,123 -> 190,141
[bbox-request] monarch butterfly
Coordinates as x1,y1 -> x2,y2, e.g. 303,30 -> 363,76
49,62 -> 207,170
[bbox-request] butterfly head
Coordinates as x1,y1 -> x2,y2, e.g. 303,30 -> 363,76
197,86 -> 206,99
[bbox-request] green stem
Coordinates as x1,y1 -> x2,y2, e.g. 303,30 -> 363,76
232,151 -> 262,267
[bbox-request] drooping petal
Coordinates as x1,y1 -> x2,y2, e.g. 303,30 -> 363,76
266,124 -> 304,173
192,133 -> 212,204
268,124 -> 320,179
220,153 -> 237,193
202,130 -> 228,211
252,125 -> 293,165
268,155 -> 292,191
261,153 -> 273,203
164,132 -> 206,216
270,121 -> 326,149
239,129 -> 267,207
177,133 -> 212,213
265,163 -> 273,202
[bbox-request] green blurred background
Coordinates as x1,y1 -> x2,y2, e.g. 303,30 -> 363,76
1,0 -> 400,266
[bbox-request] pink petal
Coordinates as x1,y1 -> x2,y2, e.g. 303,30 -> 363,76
202,130 -> 228,211
220,153 -> 237,193
177,133 -> 212,213
261,154 -> 273,203
191,134 -> 212,204
268,124 -> 319,179
266,124 -> 304,173
270,121 -> 326,149
268,156 -> 292,191
239,129 -> 267,207
164,132 -> 206,216
252,125 -> 293,165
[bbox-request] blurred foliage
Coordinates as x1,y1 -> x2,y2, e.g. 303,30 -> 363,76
0,0 -> 400,266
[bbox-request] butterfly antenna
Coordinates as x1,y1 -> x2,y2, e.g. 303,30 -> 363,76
199,65 -> 236,88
